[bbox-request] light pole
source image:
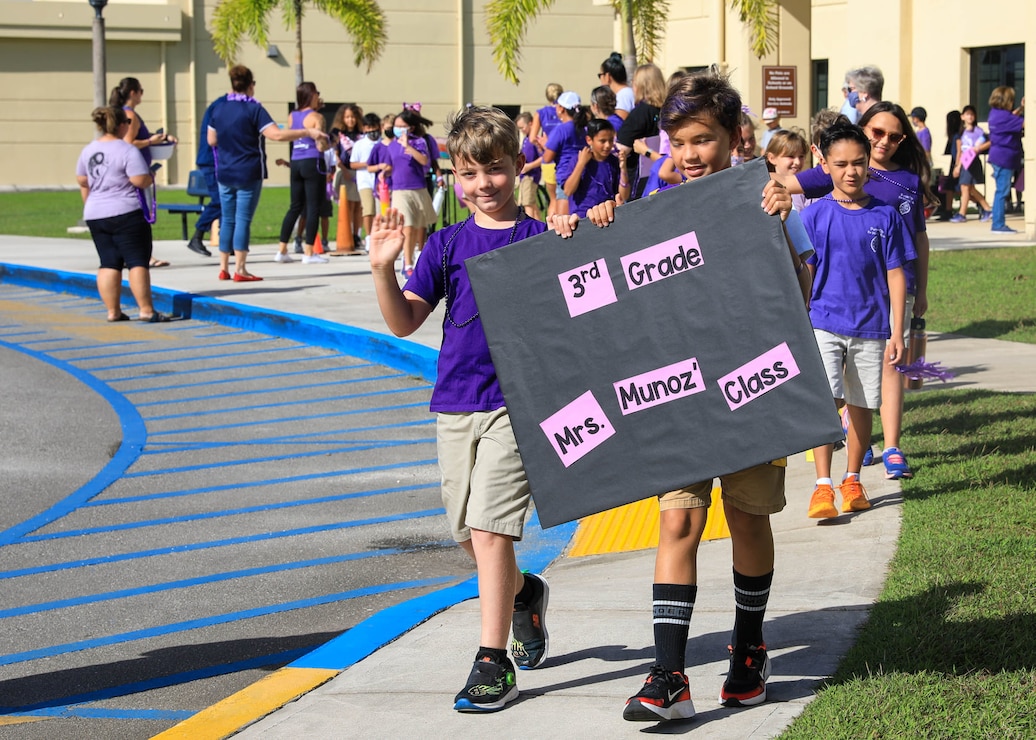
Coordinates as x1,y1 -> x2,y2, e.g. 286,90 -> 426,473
89,0 -> 108,108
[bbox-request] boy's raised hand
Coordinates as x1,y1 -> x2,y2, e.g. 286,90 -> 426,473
368,208 -> 406,271
761,179 -> 792,221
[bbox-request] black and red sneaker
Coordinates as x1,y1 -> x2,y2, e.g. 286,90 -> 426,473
623,665 -> 696,721
719,643 -> 770,707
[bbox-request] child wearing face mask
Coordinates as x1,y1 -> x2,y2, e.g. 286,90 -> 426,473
351,112 -> 383,251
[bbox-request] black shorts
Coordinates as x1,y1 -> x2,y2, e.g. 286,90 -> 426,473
88,210 -> 152,270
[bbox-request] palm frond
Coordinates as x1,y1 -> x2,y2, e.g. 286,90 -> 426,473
730,0 -> 779,58
315,0 -> 388,70
630,0 -> 669,63
210,0 -> 279,63
485,0 -> 556,86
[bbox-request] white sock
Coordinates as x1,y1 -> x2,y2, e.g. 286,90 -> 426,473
816,477 -> 833,487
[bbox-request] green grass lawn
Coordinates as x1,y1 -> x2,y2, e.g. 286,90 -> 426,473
0,187 -> 469,243
782,389 -> 1036,739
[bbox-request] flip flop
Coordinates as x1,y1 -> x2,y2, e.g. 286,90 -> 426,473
139,312 -> 171,323
107,312 -> 131,322
150,258 -> 171,268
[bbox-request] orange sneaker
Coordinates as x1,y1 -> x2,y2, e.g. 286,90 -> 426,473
839,477 -> 871,512
808,484 -> 838,519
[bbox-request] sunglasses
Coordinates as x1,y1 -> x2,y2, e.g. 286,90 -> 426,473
868,126 -> 905,145
597,72 -> 606,79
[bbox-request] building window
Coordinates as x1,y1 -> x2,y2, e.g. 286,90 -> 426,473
969,44 -> 1024,120
811,59 -> 828,116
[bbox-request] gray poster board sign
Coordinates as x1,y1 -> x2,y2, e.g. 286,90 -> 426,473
467,157 -> 843,528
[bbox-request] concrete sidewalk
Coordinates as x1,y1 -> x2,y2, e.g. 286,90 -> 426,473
1,210 -> 1033,739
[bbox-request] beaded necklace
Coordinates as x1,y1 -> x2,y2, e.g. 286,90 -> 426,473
442,210 -> 525,328
824,195 -> 869,204
867,166 -> 918,195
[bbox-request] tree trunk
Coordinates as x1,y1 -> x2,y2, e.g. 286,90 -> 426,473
293,0 -> 304,87
617,0 -> 637,80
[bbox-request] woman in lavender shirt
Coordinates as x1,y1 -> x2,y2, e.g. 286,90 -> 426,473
75,106 -> 167,322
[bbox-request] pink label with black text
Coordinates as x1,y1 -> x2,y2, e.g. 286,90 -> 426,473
620,230 -> 704,291
613,357 -> 705,415
539,390 -> 616,467
558,258 -> 617,318
717,342 -> 800,411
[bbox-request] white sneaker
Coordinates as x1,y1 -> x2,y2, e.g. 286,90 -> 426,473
302,254 -> 329,264
274,252 -> 295,263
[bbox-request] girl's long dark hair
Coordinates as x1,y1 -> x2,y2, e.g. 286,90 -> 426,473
859,101 -> 936,206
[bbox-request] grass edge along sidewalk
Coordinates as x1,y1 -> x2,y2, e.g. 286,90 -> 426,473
782,388 -> 1036,739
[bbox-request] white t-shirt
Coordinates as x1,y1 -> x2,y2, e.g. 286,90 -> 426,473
351,136 -> 376,190
616,86 -> 635,114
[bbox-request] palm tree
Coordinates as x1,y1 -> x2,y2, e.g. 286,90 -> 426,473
210,0 -> 388,87
486,0 -> 778,85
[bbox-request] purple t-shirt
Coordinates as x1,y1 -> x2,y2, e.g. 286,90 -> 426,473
367,138 -> 428,191
545,121 -> 584,186
537,105 -> 562,140
798,164 -> 924,293
960,126 -> 987,153
802,197 -> 916,339
76,138 -> 149,220
290,109 -> 321,160
520,136 -> 541,184
570,154 -> 620,217
916,127 -> 932,155
403,216 -> 547,412
987,107 -> 1024,170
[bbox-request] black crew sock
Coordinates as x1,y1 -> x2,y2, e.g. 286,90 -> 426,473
653,583 -> 696,672
731,569 -> 773,651
475,646 -> 509,665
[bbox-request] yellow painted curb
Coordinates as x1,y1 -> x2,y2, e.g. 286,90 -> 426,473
151,667 -> 338,740
569,486 -> 729,557
0,717 -> 48,726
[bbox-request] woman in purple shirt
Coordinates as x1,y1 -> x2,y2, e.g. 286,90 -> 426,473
276,82 -> 331,263
76,106 -> 167,322
986,86 -> 1025,233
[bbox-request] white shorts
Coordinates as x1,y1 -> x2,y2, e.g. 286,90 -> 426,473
814,329 -> 885,409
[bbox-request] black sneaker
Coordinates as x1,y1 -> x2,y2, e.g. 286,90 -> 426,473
623,665 -> 696,721
453,655 -> 518,712
719,643 -> 770,707
511,572 -> 549,669
186,235 -> 211,257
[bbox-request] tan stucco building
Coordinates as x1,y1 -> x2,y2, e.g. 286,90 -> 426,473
0,0 -> 1031,234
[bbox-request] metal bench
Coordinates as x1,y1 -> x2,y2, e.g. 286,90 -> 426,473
157,170 -> 209,240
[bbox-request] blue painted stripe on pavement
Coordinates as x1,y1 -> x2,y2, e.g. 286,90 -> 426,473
0,576 -> 456,667
141,418 -> 435,455
0,547 -> 412,619
144,384 -> 428,422
146,400 -> 428,435
133,372 -> 407,407
68,336 -> 277,361
86,344 -> 302,371
1,646 -> 310,715
0,340 -> 146,547
121,437 -> 434,478
0,495 -> 441,579
48,340 -> 150,353
19,505 -> 443,544
105,353 -> 354,382
2,707 -> 193,721
0,331 -> 46,338
86,458 -> 437,507
118,362 -> 373,394
291,512 -> 579,671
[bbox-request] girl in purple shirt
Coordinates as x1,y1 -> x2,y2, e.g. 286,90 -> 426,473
951,105 -> 991,222
563,119 -> 629,217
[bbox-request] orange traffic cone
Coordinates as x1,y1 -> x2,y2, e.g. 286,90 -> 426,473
335,184 -> 353,253
313,232 -> 324,254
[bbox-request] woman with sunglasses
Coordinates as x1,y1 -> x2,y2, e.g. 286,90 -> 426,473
598,52 -> 634,121
777,102 -> 934,482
